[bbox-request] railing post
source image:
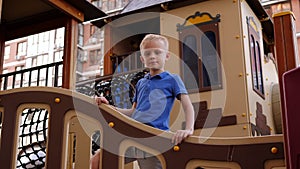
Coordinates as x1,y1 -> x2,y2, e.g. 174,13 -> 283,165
0,25 -> 5,90
62,18 -> 78,89
273,11 -> 299,169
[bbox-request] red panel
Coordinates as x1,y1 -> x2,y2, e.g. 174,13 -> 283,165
283,67 -> 300,169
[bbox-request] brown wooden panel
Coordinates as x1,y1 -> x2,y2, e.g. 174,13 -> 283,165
0,88 -> 285,169
193,101 -> 237,129
282,67 -> 300,169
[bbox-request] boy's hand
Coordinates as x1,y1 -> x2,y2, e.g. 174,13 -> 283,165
172,129 -> 193,145
95,96 -> 109,105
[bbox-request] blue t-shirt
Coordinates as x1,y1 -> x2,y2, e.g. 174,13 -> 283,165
132,71 -> 187,130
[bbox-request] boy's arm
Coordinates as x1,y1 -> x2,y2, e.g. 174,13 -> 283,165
95,96 -> 136,117
181,94 -> 195,131
114,102 -> 136,117
172,94 -> 194,145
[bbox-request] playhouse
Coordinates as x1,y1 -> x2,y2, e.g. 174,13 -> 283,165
0,0 -> 299,168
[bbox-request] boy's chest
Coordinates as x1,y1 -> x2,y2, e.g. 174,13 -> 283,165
138,78 -> 173,96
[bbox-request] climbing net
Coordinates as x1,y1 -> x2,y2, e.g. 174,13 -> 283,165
17,108 -> 48,169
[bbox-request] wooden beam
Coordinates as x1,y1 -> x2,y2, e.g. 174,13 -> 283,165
0,0 -> 3,21
48,0 -> 84,22
62,18 -> 78,89
103,23 -> 113,75
273,11 -> 298,169
0,25 -> 5,88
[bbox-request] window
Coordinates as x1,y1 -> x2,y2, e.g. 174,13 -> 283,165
55,28 -> 65,48
111,52 -> 143,73
90,25 -> 96,35
247,17 -> 264,98
91,0 -> 102,8
89,49 -> 101,66
4,45 -> 10,60
78,24 -> 84,46
15,66 -> 24,83
108,0 -> 116,10
116,0 -> 123,8
178,12 -> 222,93
15,66 -> 24,71
54,50 -> 63,62
32,57 -> 38,67
101,0 -> 108,11
17,41 -> 27,57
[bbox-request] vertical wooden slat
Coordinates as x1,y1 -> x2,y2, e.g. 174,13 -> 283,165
0,0 -> 3,21
71,118 -> 92,169
0,100 -> 20,168
67,133 -> 75,169
62,18 -> 78,89
103,23 -> 113,75
0,25 -> 5,90
273,11 -> 298,169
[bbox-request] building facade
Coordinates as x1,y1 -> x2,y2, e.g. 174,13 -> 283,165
2,0 -> 130,89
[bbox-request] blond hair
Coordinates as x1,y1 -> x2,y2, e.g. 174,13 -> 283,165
140,34 -> 169,50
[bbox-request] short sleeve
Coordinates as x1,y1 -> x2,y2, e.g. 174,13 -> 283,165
132,80 -> 140,103
172,74 -> 188,99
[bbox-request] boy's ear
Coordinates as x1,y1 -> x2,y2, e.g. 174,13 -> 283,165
166,52 -> 170,60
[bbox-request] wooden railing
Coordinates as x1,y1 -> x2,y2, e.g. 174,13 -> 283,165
0,87 -> 286,169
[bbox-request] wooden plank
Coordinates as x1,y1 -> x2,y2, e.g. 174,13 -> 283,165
48,0 -> 84,22
0,0 -> 2,21
273,11 -> 298,169
63,19 -> 78,89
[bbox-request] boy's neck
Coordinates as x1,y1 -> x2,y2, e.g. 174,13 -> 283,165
149,69 -> 165,76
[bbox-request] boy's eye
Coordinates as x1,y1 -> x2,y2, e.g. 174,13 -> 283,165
154,50 -> 162,55
143,49 -> 163,57
144,51 -> 151,57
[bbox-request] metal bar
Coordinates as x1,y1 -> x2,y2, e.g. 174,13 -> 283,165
12,75 -> 16,89
20,72 -> 23,87
37,69 -> 40,86
54,65 -> 59,87
28,71 -> 32,87
3,76 -> 7,90
45,67 -> 49,86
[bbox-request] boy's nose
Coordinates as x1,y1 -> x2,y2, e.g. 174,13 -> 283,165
149,52 -> 156,58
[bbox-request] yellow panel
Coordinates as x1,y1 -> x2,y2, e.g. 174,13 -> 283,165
186,15 -> 213,26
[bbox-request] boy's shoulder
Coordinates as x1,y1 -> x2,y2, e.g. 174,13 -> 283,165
165,72 -> 181,80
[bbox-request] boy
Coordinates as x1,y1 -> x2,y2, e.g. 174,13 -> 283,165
92,34 -> 195,169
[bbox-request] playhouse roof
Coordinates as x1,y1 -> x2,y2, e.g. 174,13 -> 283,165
92,0 -> 273,44
121,0 -> 173,13
1,0 -> 107,41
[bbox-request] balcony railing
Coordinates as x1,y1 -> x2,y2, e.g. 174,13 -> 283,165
0,61 -> 63,90
75,68 -> 148,108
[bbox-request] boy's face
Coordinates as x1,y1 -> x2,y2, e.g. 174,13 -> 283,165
140,39 -> 169,71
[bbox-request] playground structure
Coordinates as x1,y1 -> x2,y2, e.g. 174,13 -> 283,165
0,0 -> 300,168
0,87 -> 286,169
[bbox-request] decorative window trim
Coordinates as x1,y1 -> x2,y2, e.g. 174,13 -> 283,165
247,16 -> 265,99
177,11 -> 220,31
178,11 -> 222,93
